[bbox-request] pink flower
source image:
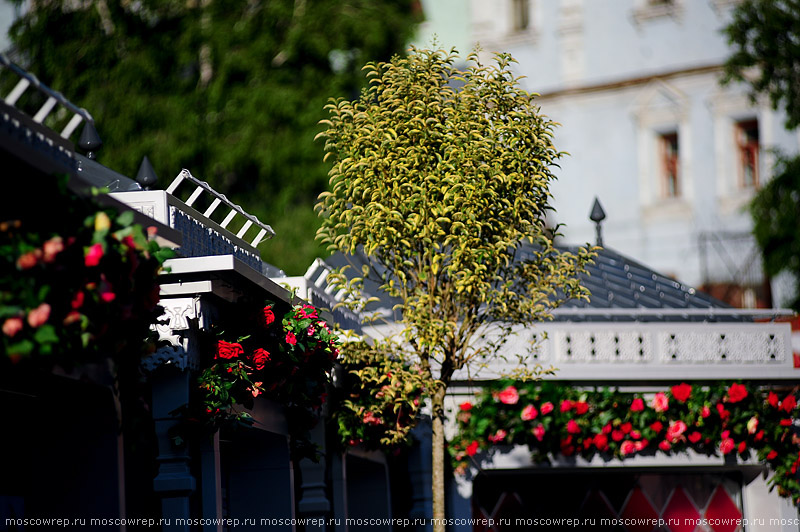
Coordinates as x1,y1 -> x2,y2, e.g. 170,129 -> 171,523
488,429 -> 507,443
16,250 -> 40,270
652,392 -> 669,412
497,386 -> 519,405
363,411 -> 383,425
620,441 -> 636,456
27,303 -> 51,328
2,317 -> 23,337
700,405 -> 711,418
719,438 -> 735,455
727,383 -> 748,403
666,420 -> 687,443
532,424 -> 545,441
566,419 -> 581,434
285,331 -> 297,346
630,398 -> 644,412
521,404 -> 538,421
84,243 -> 104,267
466,441 -> 479,456
459,402 -> 473,411
747,417 -> 759,434
634,440 -> 648,452
251,382 -> 263,397
540,402 -> 554,415
42,236 -> 64,263
671,383 -> 692,403
63,311 -> 82,326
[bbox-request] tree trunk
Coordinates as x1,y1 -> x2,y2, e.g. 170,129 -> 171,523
432,384 -> 447,532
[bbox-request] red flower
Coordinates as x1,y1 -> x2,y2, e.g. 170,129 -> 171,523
42,236 -> 64,263
27,303 -> 51,328
583,437 -> 594,450
620,441 -> 636,456
16,250 -> 40,270
659,440 -> 672,451
700,405 -> 711,418
630,398 -> 644,412
767,450 -> 779,460
260,306 -> 275,327
768,391 -> 780,408
631,430 -> 641,440
634,440 -> 648,452
459,402 -> 473,412
594,433 -> 609,451
666,420 -> 687,443
465,441 -> 478,456
84,243 -> 104,267
285,331 -> 297,346
566,419 -> 581,434
250,348 -> 270,370
727,383 -> 748,403
612,430 -> 624,442
716,403 -> 730,420
671,383 -> 692,403
498,386 -> 519,405
2,317 -> 23,338
687,432 -> 701,443
71,291 -> 85,309
719,438 -> 735,455
780,419 -> 793,427
602,423 -> 613,434
621,422 -> 632,434
540,402 -> 554,415
574,401 -> 589,415
488,429 -> 507,443
560,399 -> 574,412
738,441 -> 747,454
782,394 -> 797,413
532,424 -> 545,441
363,411 -> 383,425
650,421 -> 663,433
560,437 -> 575,456
215,340 -> 243,360
755,430 -> 764,442
652,392 -> 669,412
465,441 -> 479,456
521,404 -> 538,421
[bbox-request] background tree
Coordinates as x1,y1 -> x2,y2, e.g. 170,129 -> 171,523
5,0 -> 419,274
722,0 -> 800,310
316,48 -> 595,530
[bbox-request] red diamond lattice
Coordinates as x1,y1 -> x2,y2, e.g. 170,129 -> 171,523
704,485 -> 743,532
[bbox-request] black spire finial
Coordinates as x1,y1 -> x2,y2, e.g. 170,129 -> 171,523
589,197 -> 606,247
78,121 -> 102,160
135,156 -> 158,190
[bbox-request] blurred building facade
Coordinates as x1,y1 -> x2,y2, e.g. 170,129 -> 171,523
415,0 -> 800,308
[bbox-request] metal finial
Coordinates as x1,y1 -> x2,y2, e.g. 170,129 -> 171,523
135,155 -> 158,190
78,121 -> 102,160
589,197 -> 606,247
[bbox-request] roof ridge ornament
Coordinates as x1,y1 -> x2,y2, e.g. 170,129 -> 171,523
589,197 -> 606,247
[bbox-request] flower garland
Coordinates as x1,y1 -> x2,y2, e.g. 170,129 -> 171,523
331,341 -> 427,450
0,177 -> 173,365
453,381 -> 800,505
189,302 -> 341,459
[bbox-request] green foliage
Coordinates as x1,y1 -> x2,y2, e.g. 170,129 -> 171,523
6,0 -> 419,274
317,47 -> 595,386
722,0 -> 800,129
0,175 -> 173,365
455,381 -> 800,505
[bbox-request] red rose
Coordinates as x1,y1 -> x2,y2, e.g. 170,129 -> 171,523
594,433 -> 609,450
782,394 -> 797,413
71,291 -> 85,309
719,438 -> 735,455
700,405 -> 711,418
250,348 -> 270,370
671,383 -> 692,403
540,402 -> 554,415
84,243 -> 104,267
285,331 -> 297,346
42,236 -> 64,263
650,421 -> 663,433
560,399 -> 574,412
630,398 -> 644,412
466,441 -> 478,456
602,424 -> 612,434
666,420 -> 687,443
532,424 -> 545,441
780,419 -> 793,427
738,441 -> 747,454
755,430 -> 764,442
567,419 -> 581,434
621,422 -> 632,434
560,438 -> 575,456
727,383 -> 748,403
659,440 -> 672,451
521,404 -> 538,421
498,386 -> 519,405
768,391 -> 780,408
459,402 -> 473,412
583,437 -> 593,450
716,403 -> 730,420
2,317 -> 23,338
16,250 -> 40,270
652,392 -> 669,412
466,441 -> 479,456
631,430 -> 641,440
215,340 -> 243,360
767,450 -> 779,460
260,306 -> 275,327
488,429 -> 507,443
612,430 -> 624,442
620,441 -> 636,456
634,440 -> 648,452
687,431 -> 701,443
574,401 -> 589,415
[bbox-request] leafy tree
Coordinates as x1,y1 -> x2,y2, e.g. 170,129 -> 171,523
722,0 -> 800,309
316,48 -> 595,529
5,0 -> 419,274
